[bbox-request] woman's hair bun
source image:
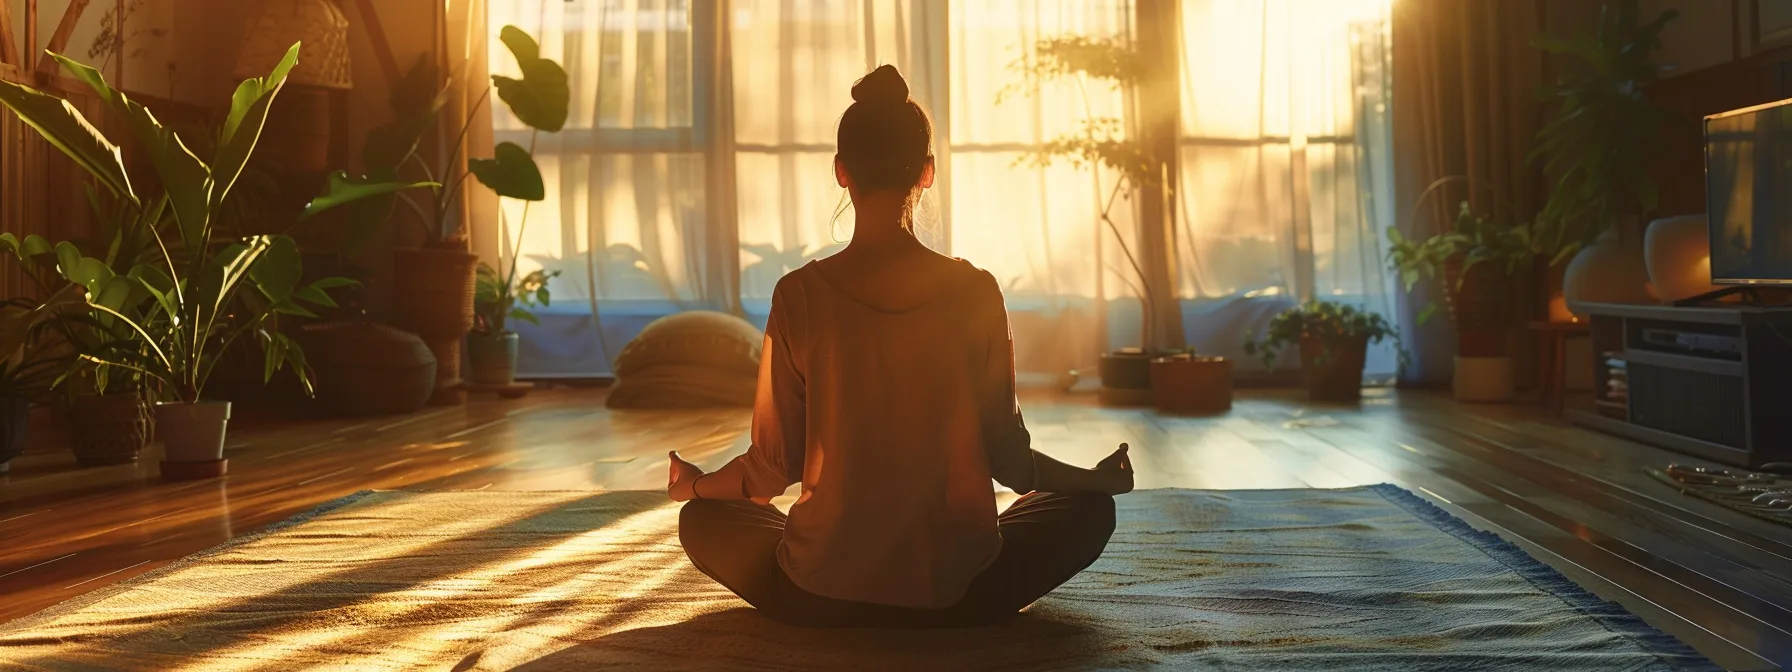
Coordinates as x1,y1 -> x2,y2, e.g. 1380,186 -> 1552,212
851,64 -> 909,104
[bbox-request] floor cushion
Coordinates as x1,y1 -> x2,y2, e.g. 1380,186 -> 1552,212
607,311 -> 762,409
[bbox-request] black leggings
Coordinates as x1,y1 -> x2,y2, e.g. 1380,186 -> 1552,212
678,491 -> 1116,628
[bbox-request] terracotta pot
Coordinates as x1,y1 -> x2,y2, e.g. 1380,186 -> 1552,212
392,248 -> 478,405
0,396 -> 27,474
70,393 -> 152,466
467,332 -> 520,386
1299,335 -> 1369,402
1150,355 -> 1232,414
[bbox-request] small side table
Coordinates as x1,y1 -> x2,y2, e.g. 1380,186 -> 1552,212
1528,320 -> 1590,413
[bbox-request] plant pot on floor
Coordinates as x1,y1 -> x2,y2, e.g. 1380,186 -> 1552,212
156,401 -> 232,480
393,247 -> 478,406
1443,255 -> 1515,402
1098,348 -> 1156,406
1150,355 -> 1232,414
70,393 -> 152,466
467,332 -> 521,386
0,396 -> 28,474
1299,335 -> 1369,403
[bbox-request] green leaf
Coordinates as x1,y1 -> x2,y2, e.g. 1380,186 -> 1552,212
212,42 -> 301,215
470,142 -> 545,201
248,236 -> 305,305
54,52 -> 212,252
1416,304 -> 1438,326
493,26 -> 569,132
300,171 -> 437,220
0,78 -> 135,202
508,306 -> 540,326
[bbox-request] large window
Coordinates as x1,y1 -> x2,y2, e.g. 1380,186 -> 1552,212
491,0 -> 1396,378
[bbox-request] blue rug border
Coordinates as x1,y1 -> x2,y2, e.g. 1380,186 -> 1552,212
1368,483 -> 1719,671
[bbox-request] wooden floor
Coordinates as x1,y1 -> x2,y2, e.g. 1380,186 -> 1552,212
1,386 -> 1789,670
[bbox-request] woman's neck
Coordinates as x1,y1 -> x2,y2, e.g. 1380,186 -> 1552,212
847,189 -> 919,252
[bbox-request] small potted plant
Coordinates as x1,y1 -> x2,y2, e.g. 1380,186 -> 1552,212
469,264 -> 558,386
1150,348 -> 1232,414
1244,300 -> 1402,402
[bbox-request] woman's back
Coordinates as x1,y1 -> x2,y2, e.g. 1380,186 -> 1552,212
760,256 -> 1016,608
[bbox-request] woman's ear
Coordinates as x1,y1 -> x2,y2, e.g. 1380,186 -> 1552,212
835,156 -> 851,189
918,157 -> 936,189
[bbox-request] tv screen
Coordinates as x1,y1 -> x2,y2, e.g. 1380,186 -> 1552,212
1706,99 -> 1792,284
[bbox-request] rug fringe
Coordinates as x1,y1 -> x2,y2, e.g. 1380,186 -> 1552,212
1368,483 -> 1718,671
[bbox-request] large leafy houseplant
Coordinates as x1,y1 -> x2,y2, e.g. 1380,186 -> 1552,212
1531,0 -> 1677,262
0,45 -> 369,405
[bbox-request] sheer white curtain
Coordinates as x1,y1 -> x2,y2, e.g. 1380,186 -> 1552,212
1174,0 -> 1398,376
492,0 -> 715,377
489,0 -> 1397,380
949,1 -> 1136,377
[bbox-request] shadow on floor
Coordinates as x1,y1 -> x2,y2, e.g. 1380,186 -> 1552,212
509,606 -> 1142,671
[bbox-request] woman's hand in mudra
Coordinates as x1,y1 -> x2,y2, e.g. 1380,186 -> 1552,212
667,451 -> 705,502
1095,443 -> 1134,495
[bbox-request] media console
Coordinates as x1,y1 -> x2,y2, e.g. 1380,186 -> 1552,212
1567,302 -> 1792,468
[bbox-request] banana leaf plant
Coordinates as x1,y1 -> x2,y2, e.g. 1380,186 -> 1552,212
0,44 -> 392,402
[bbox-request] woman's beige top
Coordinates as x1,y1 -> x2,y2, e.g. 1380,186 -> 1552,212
736,259 -> 1037,610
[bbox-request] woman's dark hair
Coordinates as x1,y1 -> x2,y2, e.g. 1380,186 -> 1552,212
837,65 -> 934,192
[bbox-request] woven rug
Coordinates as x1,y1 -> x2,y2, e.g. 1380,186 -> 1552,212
0,486 -> 1712,671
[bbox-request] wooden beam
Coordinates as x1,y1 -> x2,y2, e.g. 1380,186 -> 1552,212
35,0 -> 92,81
24,0 -> 36,69
350,0 -> 402,86
0,0 -> 19,67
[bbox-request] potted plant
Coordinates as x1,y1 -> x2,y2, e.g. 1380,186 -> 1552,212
1149,348 -> 1232,414
0,46 -> 368,479
1004,36 -> 1180,404
1532,0 -> 1677,310
1243,301 -> 1402,402
469,265 -> 558,386
0,294 -> 76,473
1387,178 -> 1538,402
322,26 -> 568,405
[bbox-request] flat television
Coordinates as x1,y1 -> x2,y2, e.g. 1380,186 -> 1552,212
1706,98 -> 1792,285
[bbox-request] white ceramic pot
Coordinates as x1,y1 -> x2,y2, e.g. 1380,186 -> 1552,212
1453,356 -> 1515,403
1563,228 -> 1654,315
1644,214 -> 1720,303
156,401 -> 232,463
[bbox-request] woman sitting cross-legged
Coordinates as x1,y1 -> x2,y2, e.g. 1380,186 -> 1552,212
666,64 -> 1134,629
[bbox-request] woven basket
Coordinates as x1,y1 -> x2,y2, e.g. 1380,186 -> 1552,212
300,321 -> 437,417
1442,255 -> 1512,359
70,393 -> 151,466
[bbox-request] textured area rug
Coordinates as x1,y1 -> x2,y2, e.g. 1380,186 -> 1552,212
0,486 -> 1711,671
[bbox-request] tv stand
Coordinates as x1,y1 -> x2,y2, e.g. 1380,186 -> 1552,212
1566,302 -> 1792,468
1673,286 -> 1779,307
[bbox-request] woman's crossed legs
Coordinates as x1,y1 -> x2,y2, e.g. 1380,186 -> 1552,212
679,491 -> 1116,628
